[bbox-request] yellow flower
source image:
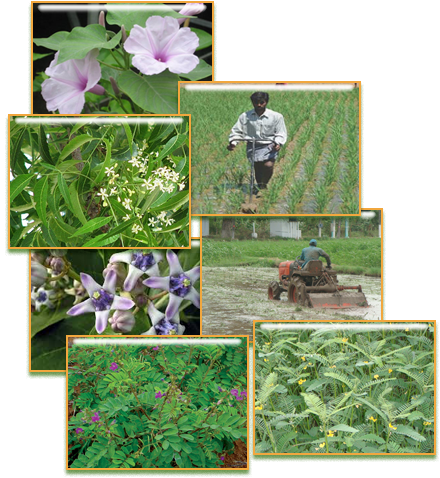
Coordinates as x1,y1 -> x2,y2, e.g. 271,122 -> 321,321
265,342 -> 271,345
342,338 -> 348,343
405,328 -> 409,332
423,421 -> 432,426
301,356 -> 306,361
389,423 -> 397,430
319,443 -> 325,448
255,406 -> 263,410
374,374 -> 379,379
331,365 -> 336,368
298,379 -> 307,385
327,430 -> 335,437
308,362 -> 313,365
303,366 -> 307,369
369,416 -> 377,422
264,358 -> 268,362
388,369 -> 393,373
269,383 -> 274,387
364,361 -> 369,364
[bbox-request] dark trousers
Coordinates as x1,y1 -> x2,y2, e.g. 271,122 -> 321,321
254,160 -> 274,189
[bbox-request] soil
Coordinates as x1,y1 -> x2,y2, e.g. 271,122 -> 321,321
219,439 -> 247,468
201,266 -> 381,341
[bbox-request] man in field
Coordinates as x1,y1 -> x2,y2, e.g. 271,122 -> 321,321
300,239 -> 332,269
227,91 -> 287,194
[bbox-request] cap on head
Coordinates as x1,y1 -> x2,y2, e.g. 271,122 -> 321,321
309,239 -> 317,246
250,91 -> 269,104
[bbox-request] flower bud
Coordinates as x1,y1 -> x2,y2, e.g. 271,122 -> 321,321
49,249 -> 67,257
103,262 -> 127,288
46,256 -> 65,274
134,293 -> 148,308
121,25 -> 127,43
31,252 -> 45,264
31,261 -> 47,288
99,11 -> 105,28
109,310 -> 135,333
110,76 -> 120,97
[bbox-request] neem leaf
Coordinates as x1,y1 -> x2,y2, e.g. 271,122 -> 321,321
70,216 -> 112,238
57,25 -> 122,64
10,174 -> 35,202
57,173 -> 74,212
33,31 -> 69,50
38,124 -> 54,165
179,59 -> 212,81
157,134 -> 188,161
118,70 -> 178,114
59,134 -> 96,161
33,176 -> 50,228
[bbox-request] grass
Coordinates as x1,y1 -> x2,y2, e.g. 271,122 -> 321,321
180,88 -> 360,214
202,237 -> 381,276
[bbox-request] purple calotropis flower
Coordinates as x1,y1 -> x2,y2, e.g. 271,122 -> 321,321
177,3 -> 206,24
143,250 -> 200,320
110,362 -> 118,371
142,302 -> 185,336
109,251 -> 163,292
41,49 -> 105,114
123,16 -> 199,75
67,271 -> 135,334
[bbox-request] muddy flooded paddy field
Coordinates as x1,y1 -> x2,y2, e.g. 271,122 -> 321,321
201,267 -> 381,341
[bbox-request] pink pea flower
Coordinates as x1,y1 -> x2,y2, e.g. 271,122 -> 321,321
41,49 -> 105,114
220,456 -> 225,461
240,391 -> 247,398
75,428 -> 84,434
123,16 -> 199,76
91,412 -> 100,423
230,389 -> 239,397
109,362 -> 118,371
67,271 -> 135,334
177,3 -> 206,24
155,391 -> 165,399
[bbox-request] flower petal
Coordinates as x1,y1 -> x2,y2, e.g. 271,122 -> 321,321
131,55 -> 167,75
166,54 -> 199,75
111,296 -> 135,311
152,251 -> 164,264
109,251 -> 133,265
185,287 -> 200,308
41,78 -> 86,114
185,266 -> 200,283
166,250 -> 183,275
165,293 -> 183,319
103,270 -> 117,294
141,326 -> 156,335
145,263 -> 160,277
147,302 -> 166,325
143,276 -> 170,291
95,310 -> 110,334
176,324 -> 186,335
80,273 -> 101,296
67,298 -> 95,316
124,265 -> 145,292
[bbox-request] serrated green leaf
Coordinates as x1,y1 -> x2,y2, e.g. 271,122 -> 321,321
10,174 -> 34,202
118,70 -> 178,114
33,176 -> 49,227
59,134 -> 96,161
39,124 -> 54,165
150,191 -> 189,212
157,134 -> 188,161
154,215 -> 188,233
70,216 -> 112,238
82,234 -> 119,247
94,138 -> 112,185
68,182 -> 88,225
49,217 -> 78,244
57,173 -> 74,211
10,126 -> 27,172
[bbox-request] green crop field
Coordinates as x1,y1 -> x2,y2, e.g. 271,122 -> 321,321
180,88 -> 360,214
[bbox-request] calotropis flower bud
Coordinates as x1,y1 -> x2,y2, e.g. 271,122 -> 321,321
99,11 -> 105,28
31,252 -> 45,264
46,256 -> 65,274
134,293 -> 148,308
109,310 -> 136,333
103,262 -> 127,289
31,261 -> 48,288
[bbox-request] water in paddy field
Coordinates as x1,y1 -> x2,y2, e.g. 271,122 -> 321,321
201,267 -> 381,341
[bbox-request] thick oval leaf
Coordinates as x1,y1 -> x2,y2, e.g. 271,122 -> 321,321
70,216 -> 112,238
118,70 -> 178,114
192,28 -> 212,51
10,174 -> 35,202
105,5 -> 183,31
57,25 -> 122,64
33,31 -> 69,50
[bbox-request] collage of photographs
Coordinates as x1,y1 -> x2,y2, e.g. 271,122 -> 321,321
2,0 -> 437,476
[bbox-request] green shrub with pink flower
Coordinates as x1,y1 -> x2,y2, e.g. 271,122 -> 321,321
33,3 -> 212,114
68,338 -> 248,468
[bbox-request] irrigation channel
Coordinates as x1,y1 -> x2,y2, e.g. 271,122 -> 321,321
201,267 -> 381,341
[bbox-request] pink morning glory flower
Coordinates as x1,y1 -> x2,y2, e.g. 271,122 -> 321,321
67,271 -> 135,334
123,16 -> 199,75
110,362 -> 118,371
143,250 -> 200,320
109,250 -> 163,292
41,49 -> 105,114
177,3 -> 206,24
142,302 -> 185,336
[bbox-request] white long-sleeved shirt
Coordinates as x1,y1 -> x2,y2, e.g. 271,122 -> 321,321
229,108 -> 288,146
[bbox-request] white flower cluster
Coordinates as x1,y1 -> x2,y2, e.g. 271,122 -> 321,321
148,211 -> 175,231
